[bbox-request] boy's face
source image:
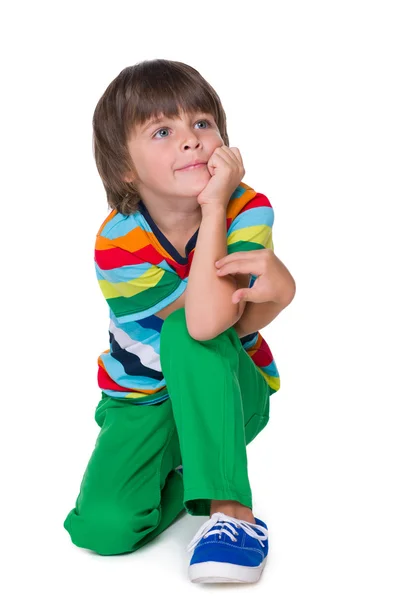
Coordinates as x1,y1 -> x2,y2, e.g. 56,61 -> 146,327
125,109 -> 224,204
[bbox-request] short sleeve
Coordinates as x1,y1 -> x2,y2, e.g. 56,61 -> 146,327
226,192 -> 275,286
95,215 -> 185,323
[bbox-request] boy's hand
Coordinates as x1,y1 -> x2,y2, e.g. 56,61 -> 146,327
215,249 -> 296,305
197,145 -> 245,210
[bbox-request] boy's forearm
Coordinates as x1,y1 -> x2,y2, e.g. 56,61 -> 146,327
185,205 -> 244,340
233,296 -> 293,339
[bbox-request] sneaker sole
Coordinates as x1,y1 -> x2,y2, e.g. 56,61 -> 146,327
188,556 -> 267,584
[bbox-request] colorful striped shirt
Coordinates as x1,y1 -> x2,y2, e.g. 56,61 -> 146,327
94,181 -> 281,405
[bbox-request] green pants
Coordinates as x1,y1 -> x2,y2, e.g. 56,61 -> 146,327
63,307 -> 271,555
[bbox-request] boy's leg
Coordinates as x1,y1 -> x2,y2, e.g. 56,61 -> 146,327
159,307 -> 270,518
63,393 -> 184,556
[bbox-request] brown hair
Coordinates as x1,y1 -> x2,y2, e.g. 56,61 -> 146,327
92,59 -> 230,216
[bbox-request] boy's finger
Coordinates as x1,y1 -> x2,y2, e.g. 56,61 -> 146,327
215,251 -> 256,267
216,259 -> 258,276
232,288 -> 251,303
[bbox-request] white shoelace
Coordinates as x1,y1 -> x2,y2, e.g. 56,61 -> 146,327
187,511 -> 269,554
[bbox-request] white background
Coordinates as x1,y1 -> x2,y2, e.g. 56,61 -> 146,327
2,0 -> 399,597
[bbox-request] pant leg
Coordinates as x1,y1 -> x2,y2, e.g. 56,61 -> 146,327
63,393 -> 184,556
159,307 -> 271,518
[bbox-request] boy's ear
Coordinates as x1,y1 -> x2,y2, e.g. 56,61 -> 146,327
122,173 -> 135,183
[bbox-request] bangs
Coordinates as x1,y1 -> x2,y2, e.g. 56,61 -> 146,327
124,62 -> 221,138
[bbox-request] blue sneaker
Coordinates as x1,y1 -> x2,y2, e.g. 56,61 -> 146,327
187,511 -> 269,584
175,465 -> 183,477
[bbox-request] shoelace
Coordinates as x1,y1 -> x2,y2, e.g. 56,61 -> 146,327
186,511 -> 269,554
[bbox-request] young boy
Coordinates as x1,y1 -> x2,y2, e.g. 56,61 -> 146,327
63,59 -> 296,584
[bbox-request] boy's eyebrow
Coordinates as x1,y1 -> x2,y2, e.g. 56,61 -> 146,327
141,117 -> 165,133
141,112 -> 212,133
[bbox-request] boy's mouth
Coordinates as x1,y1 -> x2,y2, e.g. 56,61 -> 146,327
177,163 -> 207,172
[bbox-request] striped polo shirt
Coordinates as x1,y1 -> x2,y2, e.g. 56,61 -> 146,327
94,181 -> 281,405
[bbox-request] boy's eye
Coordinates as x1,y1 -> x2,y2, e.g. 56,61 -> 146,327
152,119 -> 212,139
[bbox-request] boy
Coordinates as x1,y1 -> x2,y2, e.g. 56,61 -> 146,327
63,59 -> 296,584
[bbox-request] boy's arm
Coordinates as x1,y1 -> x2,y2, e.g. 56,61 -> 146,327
233,292 -> 295,339
185,205 -> 246,341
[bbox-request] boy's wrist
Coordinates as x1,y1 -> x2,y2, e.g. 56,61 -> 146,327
200,203 -> 227,219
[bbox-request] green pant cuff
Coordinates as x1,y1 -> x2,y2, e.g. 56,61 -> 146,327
183,486 -> 252,517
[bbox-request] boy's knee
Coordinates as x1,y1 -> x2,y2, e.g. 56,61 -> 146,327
64,505 -> 157,556
161,307 -> 187,336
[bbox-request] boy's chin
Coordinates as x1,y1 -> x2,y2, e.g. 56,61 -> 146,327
177,180 -> 210,194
